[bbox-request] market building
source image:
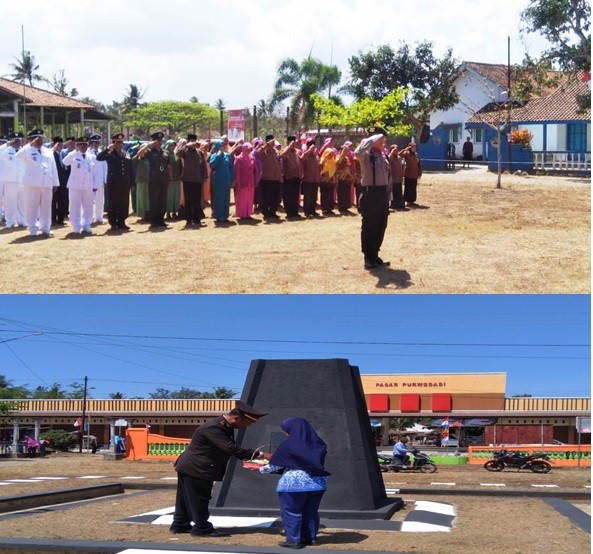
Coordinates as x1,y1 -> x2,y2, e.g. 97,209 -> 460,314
1,371 -> 589,455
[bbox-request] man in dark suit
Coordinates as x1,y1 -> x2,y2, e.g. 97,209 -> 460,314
51,136 -> 70,225
96,133 -> 133,231
171,401 -> 270,537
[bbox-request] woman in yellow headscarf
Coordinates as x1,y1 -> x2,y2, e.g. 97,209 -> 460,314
319,147 -> 337,216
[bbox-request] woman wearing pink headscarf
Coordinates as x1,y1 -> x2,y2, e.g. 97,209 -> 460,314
233,143 -> 257,219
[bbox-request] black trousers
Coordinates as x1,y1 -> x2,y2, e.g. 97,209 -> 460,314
320,185 -> 335,212
403,177 -> 418,204
260,179 -> 281,218
391,182 -> 404,209
107,185 -> 130,227
301,182 -> 319,215
172,473 -> 214,533
282,177 -> 301,217
52,185 -> 69,223
183,181 -> 204,222
359,185 -> 389,260
337,180 -> 352,211
148,180 -> 168,224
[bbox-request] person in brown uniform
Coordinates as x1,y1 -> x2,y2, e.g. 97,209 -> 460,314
176,134 -> 208,226
400,142 -> 423,208
171,401 -> 270,537
301,138 -> 321,218
388,145 -> 406,211
279,136 -> 303,219
258,134 -> 283,221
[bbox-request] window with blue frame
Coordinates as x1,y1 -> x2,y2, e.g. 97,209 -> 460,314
567,123 -> 587,152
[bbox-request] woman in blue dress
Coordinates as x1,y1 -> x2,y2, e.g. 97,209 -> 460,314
208,139 -> 234,222
257,417 -> 330,549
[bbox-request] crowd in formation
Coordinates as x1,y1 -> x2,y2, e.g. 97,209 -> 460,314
0,129 -> 423,268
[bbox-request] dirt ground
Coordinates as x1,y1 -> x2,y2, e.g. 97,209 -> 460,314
0,168 -> 589,294
0,454 -> 589,553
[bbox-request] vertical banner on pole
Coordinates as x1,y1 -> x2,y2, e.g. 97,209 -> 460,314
228,110 -> 245,141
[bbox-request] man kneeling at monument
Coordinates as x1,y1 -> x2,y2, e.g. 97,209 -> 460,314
170,401 -> 271,537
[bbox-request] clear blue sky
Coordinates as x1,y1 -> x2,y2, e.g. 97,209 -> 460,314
0,295 -> 589,399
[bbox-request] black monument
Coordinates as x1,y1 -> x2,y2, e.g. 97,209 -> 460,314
210,359 -> 402,520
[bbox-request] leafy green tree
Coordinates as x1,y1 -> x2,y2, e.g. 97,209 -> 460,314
7,50 -> 46,86
272,57 -> 342,131
521,0 -> 591,109
108,392 -> 126,399
40,429 -> 77,451
124,100 -> 217,137
30,383 -> 67,399
347,42 -> 459,139
311,89 -> 411,138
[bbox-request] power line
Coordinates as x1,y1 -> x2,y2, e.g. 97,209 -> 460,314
0,329 -> 588,347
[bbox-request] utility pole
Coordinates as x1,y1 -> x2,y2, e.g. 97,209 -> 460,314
79,376 -> 88,453
506,36 -> 512,173
253,105 -> 257,138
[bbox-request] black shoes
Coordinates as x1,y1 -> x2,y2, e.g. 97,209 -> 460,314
278,541 -> 304,549
191,529 -> 230,538
169,525 -> 192,534
364,257 -> 391,270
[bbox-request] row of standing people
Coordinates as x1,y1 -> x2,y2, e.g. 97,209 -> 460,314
0,130 -> 423,239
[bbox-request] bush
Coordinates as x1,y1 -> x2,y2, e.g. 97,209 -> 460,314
40,429 -> 77,451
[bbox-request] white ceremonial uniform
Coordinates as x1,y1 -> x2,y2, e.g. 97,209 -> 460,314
0,144 -> 24,227
89,147 -> 107,223
63,150 -> 96,233
15,144 -> 59,235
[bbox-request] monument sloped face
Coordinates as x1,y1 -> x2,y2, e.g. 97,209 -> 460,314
211,358 -> 402,519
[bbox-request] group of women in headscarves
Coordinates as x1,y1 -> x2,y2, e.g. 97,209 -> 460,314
128,134 -> 422,226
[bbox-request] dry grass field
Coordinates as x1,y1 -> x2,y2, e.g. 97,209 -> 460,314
0,167 -> 589,294
0,454 -> 589,553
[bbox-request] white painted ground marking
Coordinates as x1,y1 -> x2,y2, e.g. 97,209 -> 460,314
430,482 -> 456,486
401,521 -> 452,533
0,483 -> 12,486
585,486 -> 591,489
121,476 -> 146,480
4,479 -> 40,483
480,483 -> 506,487
78,476 -> 107,479
414,501 -> 456,517
159,477 -> 177,480
531,484 -> 559,488
150,513 -> 276,529
30,477 -> 69,480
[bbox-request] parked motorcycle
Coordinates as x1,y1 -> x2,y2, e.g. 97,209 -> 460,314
483,449 -> 552,473
378,449 -> 438,473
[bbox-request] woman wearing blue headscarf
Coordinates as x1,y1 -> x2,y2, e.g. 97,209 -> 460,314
208,139 -> 234,223
257,417 -> 330,549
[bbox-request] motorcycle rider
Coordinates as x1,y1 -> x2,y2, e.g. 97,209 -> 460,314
392,437 -> 412,468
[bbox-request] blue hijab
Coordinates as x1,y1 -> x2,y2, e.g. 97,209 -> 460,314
270,417 -> 330,477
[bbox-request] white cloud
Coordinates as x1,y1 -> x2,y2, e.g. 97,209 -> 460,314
1,0 -> 549,108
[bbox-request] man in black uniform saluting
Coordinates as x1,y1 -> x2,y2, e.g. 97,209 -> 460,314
171,401 -> 270,537
96,133 -> 133,231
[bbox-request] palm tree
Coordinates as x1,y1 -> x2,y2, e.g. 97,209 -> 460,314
8,50 -> 45,86
108,392 -> 126,399
122,84 -> 145,112
272,57 -> 342,131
